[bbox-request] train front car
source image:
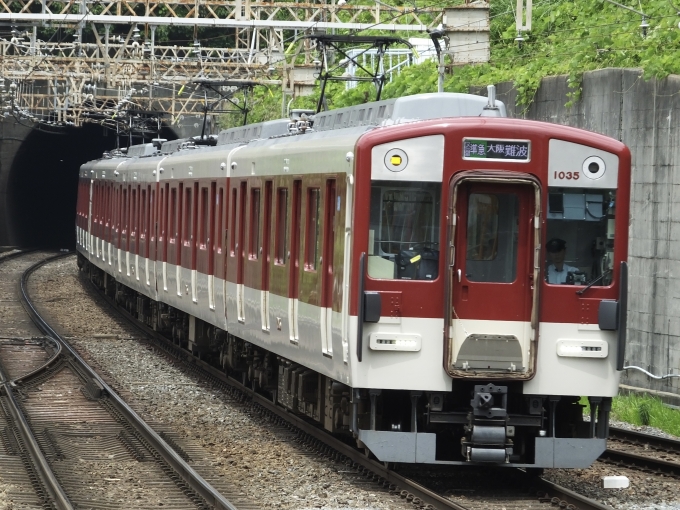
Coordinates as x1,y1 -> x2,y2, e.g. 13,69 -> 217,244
351,113 -> 630,467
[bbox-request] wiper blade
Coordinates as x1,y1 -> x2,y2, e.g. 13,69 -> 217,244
576,269 -> 612,296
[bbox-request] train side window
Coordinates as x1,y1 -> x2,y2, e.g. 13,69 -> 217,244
200,186 -> 209,249
132,187 -> 138,239
305,188 -> 320,271
250,188 -> 261,260
465,193 -> 518,283
149,188 -> 155,244
545,188 -> 616,286
275,188 -> 288,265
216,187 -> 224,253
141,188 -> 147,240
123,187 -> 129,235
169,187 -> 177,244
367,181 -> 441,280
230,187 -> 238,256
184,187 -> 193,245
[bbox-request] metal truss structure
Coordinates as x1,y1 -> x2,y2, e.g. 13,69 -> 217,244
0,1 -> 444,133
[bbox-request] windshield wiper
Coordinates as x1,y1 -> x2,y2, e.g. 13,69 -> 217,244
576,269 -> 612,296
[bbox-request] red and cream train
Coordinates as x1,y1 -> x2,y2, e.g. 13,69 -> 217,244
76,90 -> 630,467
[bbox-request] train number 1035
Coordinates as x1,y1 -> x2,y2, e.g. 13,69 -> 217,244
554,171 -> 580,180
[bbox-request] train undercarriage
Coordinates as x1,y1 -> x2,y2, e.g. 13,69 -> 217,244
81,255 -> 611,467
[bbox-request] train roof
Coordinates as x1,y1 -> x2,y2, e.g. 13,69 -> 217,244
85,91 -> 506,169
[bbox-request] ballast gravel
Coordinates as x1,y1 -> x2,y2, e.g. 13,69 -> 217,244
24,256 -> 680,510
27,257 -> 413,510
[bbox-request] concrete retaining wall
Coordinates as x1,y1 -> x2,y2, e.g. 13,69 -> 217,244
480,69 -> 680,393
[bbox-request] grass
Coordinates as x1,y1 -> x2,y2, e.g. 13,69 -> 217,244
581,394 -> 680,437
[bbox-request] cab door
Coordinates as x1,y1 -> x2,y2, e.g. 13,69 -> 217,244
446,175 -> 540,379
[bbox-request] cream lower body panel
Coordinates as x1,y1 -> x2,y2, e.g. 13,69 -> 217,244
524,322 -> 620,397
85,236 -> 156,301
351,316 -> 453,392
225,282 -> 350,385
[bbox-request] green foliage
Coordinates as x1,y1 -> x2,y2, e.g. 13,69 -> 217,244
582,394 -> 680,437
612,394 -> 680,436
219,0 -> 680,125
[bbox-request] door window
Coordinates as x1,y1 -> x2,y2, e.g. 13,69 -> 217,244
465,193 -> 519,283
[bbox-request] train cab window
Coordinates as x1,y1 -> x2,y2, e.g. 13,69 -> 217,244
465,193 -> 518,283
367,181 -> 441,280
545,188 -> 616,286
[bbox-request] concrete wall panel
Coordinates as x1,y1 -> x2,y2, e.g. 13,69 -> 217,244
482,68 -> 680,392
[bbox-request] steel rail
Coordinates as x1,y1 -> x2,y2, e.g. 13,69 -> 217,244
83,270 -> 468,510
83,267 -> 614,510
535,478 -> 615,510
603,426 -> 680,476
609,426 -> 680,452
600,448 -> 680,476
0,250 -> 74,510
20,253 -> 239,510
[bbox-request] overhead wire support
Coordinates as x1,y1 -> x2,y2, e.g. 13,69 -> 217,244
192,79 -> 258,139
302,34 -> 413,113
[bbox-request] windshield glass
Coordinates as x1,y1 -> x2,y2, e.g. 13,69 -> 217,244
367,181 -> 441,280
545,188 -> 616,286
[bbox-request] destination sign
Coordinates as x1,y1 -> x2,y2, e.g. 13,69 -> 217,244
463,138 -> 531,162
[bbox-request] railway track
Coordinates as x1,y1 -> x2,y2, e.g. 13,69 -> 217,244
71,255 -> 614,510
602,426 -> 680,477
0,250 -> 241,510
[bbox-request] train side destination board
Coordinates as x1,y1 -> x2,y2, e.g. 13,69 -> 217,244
463,138 -> 531,162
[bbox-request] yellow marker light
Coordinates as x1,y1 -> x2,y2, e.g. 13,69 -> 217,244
410,254 -> 421,264
390,155 -> 402,166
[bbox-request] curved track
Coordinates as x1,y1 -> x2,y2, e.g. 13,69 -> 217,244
0,251 -> 240,510
78,254 -> 614,510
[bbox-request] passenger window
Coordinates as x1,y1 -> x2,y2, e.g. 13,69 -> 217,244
305,188 -> 320,271
250,188 -> 261,259
275,188 -> 288,265
465,193 -> 518,283
546,188 -> 616,286
367,181 -> 441,280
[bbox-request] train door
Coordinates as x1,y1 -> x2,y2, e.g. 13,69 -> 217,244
261,181 -> 273,331
196,183 -> 215,309
167,183 -> 182,295
445,177 -> 540,379
181,183 -> 198,302
288,179 -> 302,342
130,186 -> 139,279
237,181 -> 247,322
139,186 -> 147,282
213,184 -> 226,315
320,179 -> 337,355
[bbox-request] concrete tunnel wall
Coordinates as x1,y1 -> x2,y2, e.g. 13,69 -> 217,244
0,119 -> 181,250
482,68 -> 680,393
